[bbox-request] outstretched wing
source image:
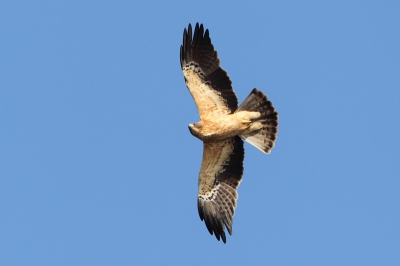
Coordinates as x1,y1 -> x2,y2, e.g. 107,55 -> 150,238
180,23 -> 238,118
197,136 -> 244,243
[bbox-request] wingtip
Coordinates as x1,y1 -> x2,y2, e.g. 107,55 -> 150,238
221,233 -> 227,244
188,23 -> 192,34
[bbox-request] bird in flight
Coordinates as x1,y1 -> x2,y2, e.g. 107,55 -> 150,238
180,23 -> 278,243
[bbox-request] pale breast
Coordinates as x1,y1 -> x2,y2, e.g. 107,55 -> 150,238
198,114 -> 248,141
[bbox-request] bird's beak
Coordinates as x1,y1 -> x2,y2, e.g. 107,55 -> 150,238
188,124 -> 195,136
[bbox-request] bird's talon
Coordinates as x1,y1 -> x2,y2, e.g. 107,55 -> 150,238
242,119 -> 252,125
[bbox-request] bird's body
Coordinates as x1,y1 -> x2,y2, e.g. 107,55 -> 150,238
188,112 -> 262,142
180,23 -> 278,243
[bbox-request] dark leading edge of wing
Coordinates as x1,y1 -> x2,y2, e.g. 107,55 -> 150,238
180,23 -> 238,113
197,136 -> 244,243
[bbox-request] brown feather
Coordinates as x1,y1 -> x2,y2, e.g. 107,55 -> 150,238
181,23 -> 238,117
197,136 -> 244,243
237,88 -> 279,154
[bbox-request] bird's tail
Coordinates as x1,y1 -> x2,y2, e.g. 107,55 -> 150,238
235,88 -> 278,154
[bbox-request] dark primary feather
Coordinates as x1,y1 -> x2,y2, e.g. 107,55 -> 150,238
180,23 -> 238,113
197,136 -> 244,243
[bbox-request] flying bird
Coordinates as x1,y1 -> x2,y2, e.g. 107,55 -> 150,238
180,23 -> 278,243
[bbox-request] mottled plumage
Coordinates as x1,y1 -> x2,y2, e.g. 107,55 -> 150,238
180,23 -> 278,243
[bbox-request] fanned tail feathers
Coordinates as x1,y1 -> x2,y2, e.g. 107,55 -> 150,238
236,88 -> 278,154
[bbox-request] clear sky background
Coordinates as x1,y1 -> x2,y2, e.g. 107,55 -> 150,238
1,1 -> 399,265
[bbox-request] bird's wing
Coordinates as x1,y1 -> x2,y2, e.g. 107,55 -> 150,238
197,136 -> 244,243
180,23 -> 238,119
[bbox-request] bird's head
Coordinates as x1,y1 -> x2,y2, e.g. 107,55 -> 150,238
188,122 -> 202,139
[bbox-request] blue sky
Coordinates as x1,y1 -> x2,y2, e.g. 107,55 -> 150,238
1,1 -> 399,265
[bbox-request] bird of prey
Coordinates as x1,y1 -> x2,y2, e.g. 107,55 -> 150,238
180,23 -> 278,243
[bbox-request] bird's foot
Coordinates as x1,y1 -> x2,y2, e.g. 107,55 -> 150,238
241,119 -> 252,126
